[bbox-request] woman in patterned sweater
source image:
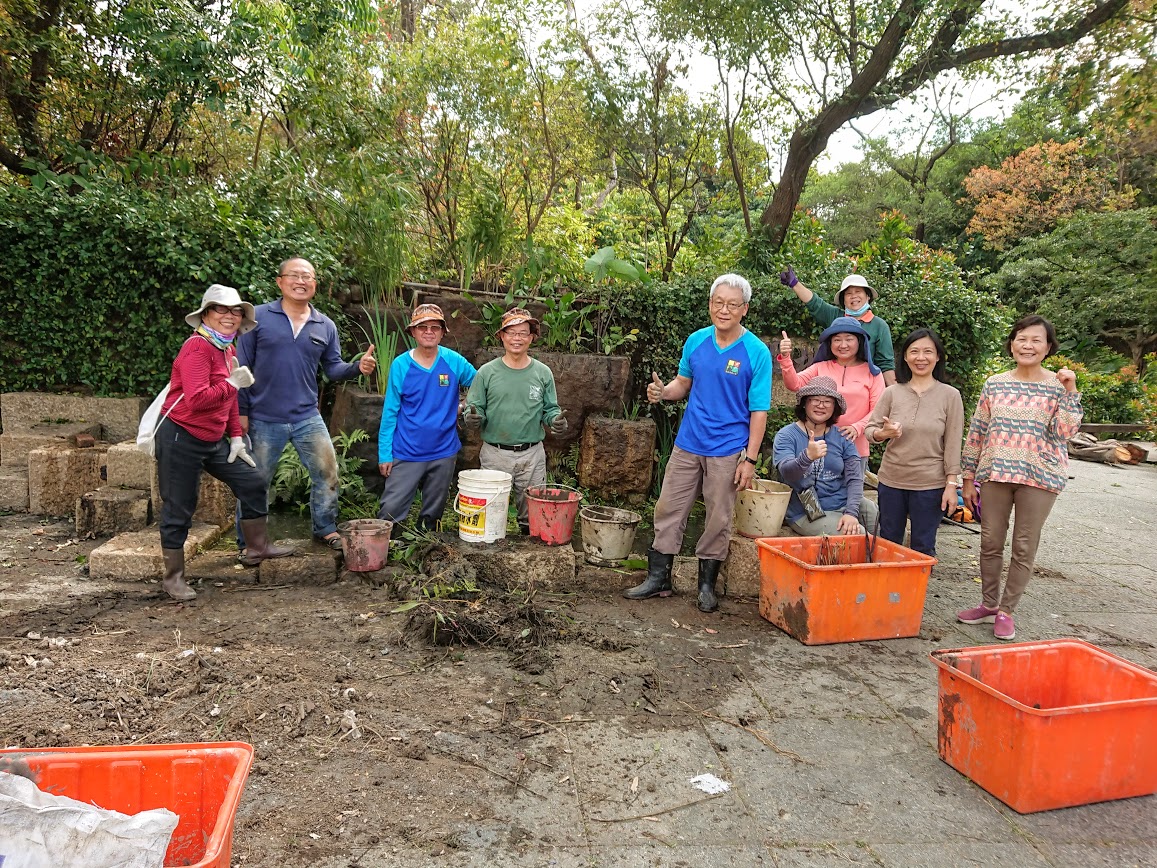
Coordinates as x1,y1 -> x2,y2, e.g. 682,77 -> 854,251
957,315 -> 1083,640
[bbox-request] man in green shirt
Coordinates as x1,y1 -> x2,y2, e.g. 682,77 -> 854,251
779,269 -> 896,386
464,308 -> 567,534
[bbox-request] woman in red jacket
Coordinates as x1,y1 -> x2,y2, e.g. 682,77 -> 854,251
155,285 -> 292,601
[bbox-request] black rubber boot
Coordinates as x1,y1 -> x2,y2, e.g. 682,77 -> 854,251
697,558 -> 722,613
238,517 -> 295,567
623,549 -> 674,599
161,548 -> 196,602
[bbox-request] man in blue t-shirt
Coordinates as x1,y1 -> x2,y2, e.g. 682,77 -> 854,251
378,304 -> 476,532
624,274 -> 772,613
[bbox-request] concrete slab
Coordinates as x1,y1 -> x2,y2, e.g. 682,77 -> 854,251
27,443 -> 110,515
75,486 -> 151,537
446,536 -> 577,591
87,522 -> 222,581
0,466 -> 28,512
105,439 -> 153,490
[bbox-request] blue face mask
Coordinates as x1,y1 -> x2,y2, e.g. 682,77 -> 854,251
845,301 -> 871,317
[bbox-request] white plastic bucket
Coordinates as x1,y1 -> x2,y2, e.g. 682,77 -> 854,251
454,470 -> 513,544
579,505 -> 642,566
734,479 -> 792,538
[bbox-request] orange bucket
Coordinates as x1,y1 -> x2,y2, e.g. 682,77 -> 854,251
930,639 -> 1157,813
1,742 -> 253,868
526,485 -> 581,546
755,535 -> 936,644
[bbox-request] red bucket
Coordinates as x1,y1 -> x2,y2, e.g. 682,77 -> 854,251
526,486 -> 582,545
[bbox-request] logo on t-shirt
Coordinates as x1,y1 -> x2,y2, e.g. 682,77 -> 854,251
529,384 -> 543,401
725,359 -> 741,375
438,374 -> 450,387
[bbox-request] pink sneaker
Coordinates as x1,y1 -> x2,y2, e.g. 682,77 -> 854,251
957,604 -> 998,624
994,611 -> 1016,640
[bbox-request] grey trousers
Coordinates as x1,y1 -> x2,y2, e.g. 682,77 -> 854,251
979,481 -> 1058,613
479,442 -> 546,525
652,446 -> 741,561
378,456 -> 458,528
788,497 -> 879,536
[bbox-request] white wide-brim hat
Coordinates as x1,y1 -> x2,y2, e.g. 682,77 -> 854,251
185,284 -> 257,334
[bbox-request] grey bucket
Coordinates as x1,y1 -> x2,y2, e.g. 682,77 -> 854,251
579,505 -> 642,566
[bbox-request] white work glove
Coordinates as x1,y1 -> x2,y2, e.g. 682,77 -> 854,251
228,436 -> 256,467
226,365 -> 255,389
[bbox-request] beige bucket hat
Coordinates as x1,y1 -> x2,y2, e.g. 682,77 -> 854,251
185,284 -> 257,334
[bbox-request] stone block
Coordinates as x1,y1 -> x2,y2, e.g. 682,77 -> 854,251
257,539 -> 339,584
1,421 -> 103,468
328,383 -> 385,494
28,444 -> 110,516
105,440 -> 153,490
721,535 -> 763,598
75,486 -> 151,537
447,535 -> 577,590
0,392 -> 148,443
88,522 -> 222,581
151,463 -> 236,530
579,416 -> 655,499
0,466 -> 29,512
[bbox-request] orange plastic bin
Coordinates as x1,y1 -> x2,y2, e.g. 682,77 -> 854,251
930,639 -> 1157,813
0,741 -> 253,867
755,535 -> 936,644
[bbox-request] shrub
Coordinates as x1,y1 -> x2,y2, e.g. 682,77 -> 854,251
1050,356 -> 1153,429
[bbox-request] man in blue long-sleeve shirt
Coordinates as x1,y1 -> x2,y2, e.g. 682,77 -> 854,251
235,257 -> 376,553
378,304 -> 476,532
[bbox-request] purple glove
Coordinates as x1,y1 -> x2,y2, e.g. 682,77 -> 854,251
779,267 -> 799,288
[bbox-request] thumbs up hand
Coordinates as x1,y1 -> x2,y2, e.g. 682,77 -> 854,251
647,372 -> 666,404
806,435 -> 827,461
359,343 -> 377,375
778,330 -> 792,357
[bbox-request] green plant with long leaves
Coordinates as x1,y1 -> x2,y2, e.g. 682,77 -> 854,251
361,307 -> 411,395
540,291 -> 597,353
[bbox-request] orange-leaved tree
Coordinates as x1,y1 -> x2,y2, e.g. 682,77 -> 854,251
962,139 -> 1136,250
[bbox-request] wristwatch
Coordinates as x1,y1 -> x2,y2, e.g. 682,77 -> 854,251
744,456 -> 758,465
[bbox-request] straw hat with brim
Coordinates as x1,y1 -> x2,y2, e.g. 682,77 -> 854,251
408,303 -> 449,334
498,307 -> 539,333
797,375 -> 847,418
185,284 -> 257,334
833,273 -> 877,305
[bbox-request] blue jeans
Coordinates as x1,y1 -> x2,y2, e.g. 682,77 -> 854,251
877,482 -> 944,556
236,414 -> 340,547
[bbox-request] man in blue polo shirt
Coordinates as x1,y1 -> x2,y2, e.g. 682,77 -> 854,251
235,257 -> 376,553
377,304 -> 476,532
624,273 -> 771,612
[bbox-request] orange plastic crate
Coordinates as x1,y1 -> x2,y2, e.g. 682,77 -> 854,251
930,640 -> 1157,813
755,535 -> 936,644
0,742 -> 253,867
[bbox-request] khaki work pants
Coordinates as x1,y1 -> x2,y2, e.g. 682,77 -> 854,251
652,446 -> 741,562
979,481 -> 1058,613
479,442 -> 547,526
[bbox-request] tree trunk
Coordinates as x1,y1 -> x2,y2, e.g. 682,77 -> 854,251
759,119 -> 844,248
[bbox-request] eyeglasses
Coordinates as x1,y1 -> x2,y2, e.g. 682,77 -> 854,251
503,330 -> 532,339
807,397 -> 836,406
279,271 -> 316,282
710,299 -> 746,312
207,304 -> 244,316
413,323 -> 443,332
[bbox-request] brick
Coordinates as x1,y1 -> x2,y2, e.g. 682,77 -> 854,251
72,433 -> 97,448
0,466 -> 29,512
75,486 -> 151,537
1,421 -> 103,468
88,522 -> 222,581
151,462 -> 236,530
27,444 -> 110,516
106,440 -> 153,490
446,535 -> 577,590
721,535 -> 763,598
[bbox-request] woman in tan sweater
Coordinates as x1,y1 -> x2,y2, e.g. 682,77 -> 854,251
864,329 -> 964,556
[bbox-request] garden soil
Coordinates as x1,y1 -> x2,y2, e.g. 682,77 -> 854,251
2,456 -> 1156,868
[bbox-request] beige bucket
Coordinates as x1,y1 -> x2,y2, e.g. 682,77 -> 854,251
454,469 -> 513,543
734,479 -> 792,538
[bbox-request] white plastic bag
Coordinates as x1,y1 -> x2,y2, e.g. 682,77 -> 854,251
0,771 -> 178,868
136,385 -> 180,458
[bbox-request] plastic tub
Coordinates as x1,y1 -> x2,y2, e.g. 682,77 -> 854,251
0,741 -> 254,867
338,518 -> 393,571
454,469 -> 512,543
930,639 -> 1157,813
526,485 -> 582,545
755,535 -> 936,644
579,505 -> 642,566
734,479 -> 791,538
